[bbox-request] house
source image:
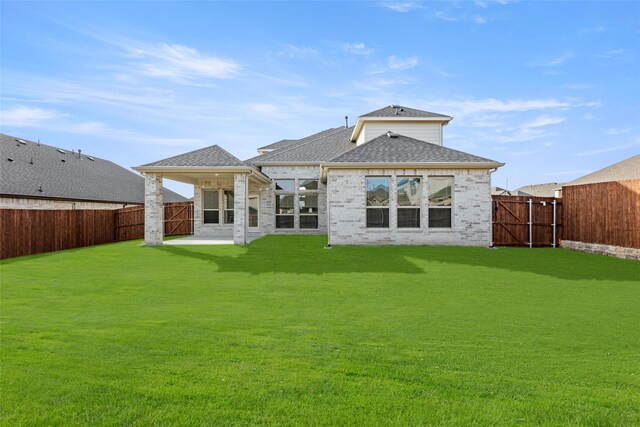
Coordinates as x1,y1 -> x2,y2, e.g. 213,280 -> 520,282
1,133 -> 186,209
512,182 -> 562,198
133,105 -> 504,246
491,186 -> 512,196
563,155 -> 640,188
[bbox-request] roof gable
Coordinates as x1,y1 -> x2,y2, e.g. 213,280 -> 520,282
329,133 -> 500,166
1,133 -> 186,203
142,144 -> 246,167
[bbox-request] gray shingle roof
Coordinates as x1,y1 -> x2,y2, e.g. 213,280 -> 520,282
329,133 -> 500,164
257,139 -> 297,152
247,127 -> 355,164
141,144 -> 246,167
513,182 -> 561,197
564,154 -> 640,186
360,105 -> 451,119
1,133 -> 186,203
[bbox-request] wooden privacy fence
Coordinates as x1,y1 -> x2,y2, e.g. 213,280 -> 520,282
1,201 -> 194,259
114,201 -> 193,241
1,209 -> 116,259
492,195 -> 563,247
562,180 -> 640,249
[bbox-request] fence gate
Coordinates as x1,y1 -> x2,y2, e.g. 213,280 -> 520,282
492,196 -> 562,247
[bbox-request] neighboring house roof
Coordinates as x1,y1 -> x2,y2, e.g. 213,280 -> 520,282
327,133 -> 501,166
141,144 -> 247,167
492,186 -> 512,196
564,154 -> 640,186
513,182 -> 562,197
1,133 -> 186,203
247,127 -> 355,164
360,105 -> 451,119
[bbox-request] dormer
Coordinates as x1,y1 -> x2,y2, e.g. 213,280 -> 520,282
350,105 -> 453,146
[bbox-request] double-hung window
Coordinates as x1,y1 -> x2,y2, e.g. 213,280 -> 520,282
397,177 -> 421,228
203,190 -> 220,224
275,179 -> 295,229
428,176 -> 453,228
366,177 -> 390,228
299,179 -> 319,229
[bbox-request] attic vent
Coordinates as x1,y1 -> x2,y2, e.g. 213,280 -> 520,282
7,158 -> 14,162
16,138 -> 27,145
87,156 -> 95,161
57,149 -> 66,154
386,131 -> 399,138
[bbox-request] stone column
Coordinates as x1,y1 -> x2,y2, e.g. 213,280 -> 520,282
144,172 -> 164,245
233,173 -> 248,244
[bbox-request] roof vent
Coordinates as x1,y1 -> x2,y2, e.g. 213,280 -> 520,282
57,149 -> 66,154
87,156 -> 95,161
16,138 -> 27,145
386,131 -> 399,138
61,159 -> 66,163
38,186 -> 43,192
7,158 -> 14,162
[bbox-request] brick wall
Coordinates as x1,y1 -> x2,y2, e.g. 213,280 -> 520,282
327,168 -> 492,246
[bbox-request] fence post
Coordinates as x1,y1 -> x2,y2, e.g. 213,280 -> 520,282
552,199 -> 557,248
528,199 -> 533,249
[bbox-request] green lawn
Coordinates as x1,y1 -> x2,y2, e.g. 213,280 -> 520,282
1,236 -> 639,426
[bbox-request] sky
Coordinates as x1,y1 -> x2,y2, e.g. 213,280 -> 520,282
1,1 -> 639,197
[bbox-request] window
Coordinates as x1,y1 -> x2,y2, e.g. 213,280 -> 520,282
275,179 -> 295,191
248,196 -> 259,228
203,190 -> 219,224
429,176 -> 453,228
224,191 -> 234,224
276,194 -> 295,228
397,177 -> 420,228
366,177 -> 390,228
299,194 -> 318,229
299,179 -> 318,191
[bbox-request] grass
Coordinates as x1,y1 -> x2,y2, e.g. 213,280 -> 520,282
1,235 -> 639,426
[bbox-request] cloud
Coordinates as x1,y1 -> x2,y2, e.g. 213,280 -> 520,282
428,98 -> 596,116
472,15 -> 488,24
607,128 -> 631,135
0,106 -> 63,127
381,2 -> 423,12
575,140 -> 640,156
271,44 -> 318,60
129,43 -> 240,81
387,55 -> 418,71
433,10 -> 458,22
367,55 -> 419,74
521,115 -> 565,129
527,52 -> 574,67
342,42 -> 373,56
580,25 -> 606,34
596,48 -> 627,58
564,83 -> 594,90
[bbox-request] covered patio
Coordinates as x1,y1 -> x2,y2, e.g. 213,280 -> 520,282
133,146 -> 271,245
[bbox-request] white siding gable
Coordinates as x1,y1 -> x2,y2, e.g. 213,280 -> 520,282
358,121 -> 443,146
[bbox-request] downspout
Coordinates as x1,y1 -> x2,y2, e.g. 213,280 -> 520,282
489,167 -> 498,247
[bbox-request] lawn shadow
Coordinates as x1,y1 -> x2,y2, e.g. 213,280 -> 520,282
151,235 -> 640,282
